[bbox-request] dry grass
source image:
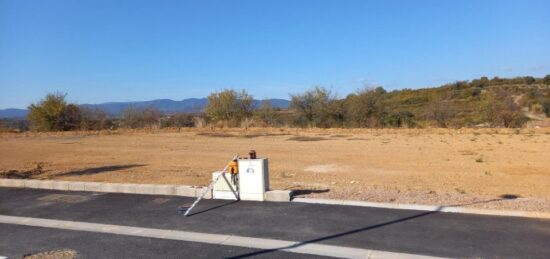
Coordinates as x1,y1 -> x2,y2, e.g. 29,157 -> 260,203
1,127 -> 550,211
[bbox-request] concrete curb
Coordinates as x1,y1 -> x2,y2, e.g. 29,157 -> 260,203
0,179 -> 204,198
0,179 -> 291,202
265,190 -> 293,202
292,198 -> 550,219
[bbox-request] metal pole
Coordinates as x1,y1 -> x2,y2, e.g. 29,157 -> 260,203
182,155 -> 238,217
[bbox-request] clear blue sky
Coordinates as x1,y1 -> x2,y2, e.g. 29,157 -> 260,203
1,0 -> 549,109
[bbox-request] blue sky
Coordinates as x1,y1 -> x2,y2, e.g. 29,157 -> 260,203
1,0 -> 549,109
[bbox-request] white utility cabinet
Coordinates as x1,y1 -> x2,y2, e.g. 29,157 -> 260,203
212,172 -> 239,200
238,158 -> 269,201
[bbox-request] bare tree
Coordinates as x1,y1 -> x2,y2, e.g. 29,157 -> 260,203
425,98 -> 456,128
484,89 -> 526,128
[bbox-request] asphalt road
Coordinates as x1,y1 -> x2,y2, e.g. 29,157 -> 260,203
0,187 -> 549,258
0,224 -> 326,259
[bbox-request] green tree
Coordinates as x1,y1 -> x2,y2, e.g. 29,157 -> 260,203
63,104 -> 82,130
27,92 -> 80,131
343,87 -> 387,127
290,86 -> 339,127
205,89 -> 253,126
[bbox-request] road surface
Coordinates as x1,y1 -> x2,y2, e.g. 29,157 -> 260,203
0,187 -> 548,258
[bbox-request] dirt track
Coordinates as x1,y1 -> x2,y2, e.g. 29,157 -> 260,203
1,128 -> 549,212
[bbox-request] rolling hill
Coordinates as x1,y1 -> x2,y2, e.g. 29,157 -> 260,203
0,98 -> 290,119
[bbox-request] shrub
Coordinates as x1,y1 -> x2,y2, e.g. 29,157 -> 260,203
290,86 -> 342,128
164,113 -> 195,127
121,106 -> 144,129
425,99 -> 456,128
255,100 -> 279,126
80,108 -> 112,130
27,93 -> 81,131
542,100 -> 550,117
343,87 -> 386,127
483,89 -> 527,128
205,89 -> 253,126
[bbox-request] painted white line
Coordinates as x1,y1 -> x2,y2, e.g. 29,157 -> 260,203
0,214 -> 446,259
292,198 -> 550,219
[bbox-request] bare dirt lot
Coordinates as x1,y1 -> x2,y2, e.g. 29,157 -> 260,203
1,128 -> 549,212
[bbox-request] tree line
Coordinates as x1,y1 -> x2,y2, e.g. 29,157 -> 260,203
18,75 -> 550,132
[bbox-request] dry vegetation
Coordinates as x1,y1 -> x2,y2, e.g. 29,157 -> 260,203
1,127 -> 550,212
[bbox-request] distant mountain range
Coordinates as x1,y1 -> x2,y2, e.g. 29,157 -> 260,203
0,98 -> 290,119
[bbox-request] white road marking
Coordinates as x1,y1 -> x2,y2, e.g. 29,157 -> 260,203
0,214 -> 447,259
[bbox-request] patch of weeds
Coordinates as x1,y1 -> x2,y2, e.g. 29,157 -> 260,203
0,162 -> 46,179
330,134 -> 350,138
475,157 -> 484,163
484,171 -> 492,176
286,136 -> 327,142
455,188 -> 467,194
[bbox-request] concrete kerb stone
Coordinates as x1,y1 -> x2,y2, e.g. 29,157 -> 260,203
67,181 -> 86,191
175,186 -> 196,197
51,181 -> 70,191
135,184 -> 156,195
37,180 -> 54,190
99,183 -> 123,193
118,183 -> 137,194
23,179 -> 41,189
1,179 -> 26,188
84,182 -> 102,192
153,185 -> 177,196
265,190 -> 293,202
193,187 -> 212,199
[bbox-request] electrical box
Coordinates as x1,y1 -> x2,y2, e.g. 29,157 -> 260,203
238,158 -> 269,201
212,172 -> 239,200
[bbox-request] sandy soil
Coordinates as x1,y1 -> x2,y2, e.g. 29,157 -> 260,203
1,128 -> 549,212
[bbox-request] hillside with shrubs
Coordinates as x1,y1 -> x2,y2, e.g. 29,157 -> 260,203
2,75 -> 549,132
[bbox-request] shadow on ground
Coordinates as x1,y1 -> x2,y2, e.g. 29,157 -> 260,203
179,200 -> 240,217
53,164 -> 146,177
225,194 -> 522,258
292,189 -> 330,196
